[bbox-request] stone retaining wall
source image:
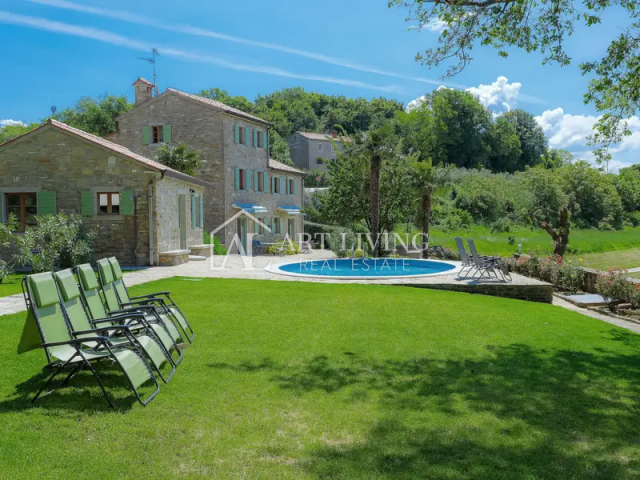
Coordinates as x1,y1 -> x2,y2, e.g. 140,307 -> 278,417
407,283 -> 554,303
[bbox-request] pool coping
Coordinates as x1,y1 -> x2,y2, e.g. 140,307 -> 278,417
264,257 -> 462,280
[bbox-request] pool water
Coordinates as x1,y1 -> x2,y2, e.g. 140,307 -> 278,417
274,258 -> 457,278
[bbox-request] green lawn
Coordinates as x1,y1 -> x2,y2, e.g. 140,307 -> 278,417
569,248 -> 640,270
0,274 -> 25,298
2,278 -> 640,479
401,225 -> 640,258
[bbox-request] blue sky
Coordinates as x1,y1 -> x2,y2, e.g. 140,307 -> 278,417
0,0 -> 638,170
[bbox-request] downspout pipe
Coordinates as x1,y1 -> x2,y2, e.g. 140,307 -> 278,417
148,180 -> 155,266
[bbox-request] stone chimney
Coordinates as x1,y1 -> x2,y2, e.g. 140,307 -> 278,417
132,77 -> 154,105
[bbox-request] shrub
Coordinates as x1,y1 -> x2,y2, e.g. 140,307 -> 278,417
596,268 -> 634,312
553,260 -> 584,293
14,214 -> 95,273
630,284 -> 640,310
203,232 -> 228,255
266,240 -> 300,256
490,217 -> 512,234
0,261 -> 12,283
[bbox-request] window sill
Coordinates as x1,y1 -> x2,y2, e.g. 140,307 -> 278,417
91,215 -> 126,221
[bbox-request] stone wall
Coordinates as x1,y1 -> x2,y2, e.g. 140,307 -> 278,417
154,176 -> 204,256
0,128 -> 157,265
409,283 -> 554,304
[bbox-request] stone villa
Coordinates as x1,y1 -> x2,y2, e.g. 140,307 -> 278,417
109,79 -> 305,252
287,131 -> 348,172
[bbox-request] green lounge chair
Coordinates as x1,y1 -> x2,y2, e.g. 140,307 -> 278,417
94,259 -> 187,345
22,272 -> 159,407
107,257 -> 195,343
54,268 -> 175,383
75,263 -> 184,367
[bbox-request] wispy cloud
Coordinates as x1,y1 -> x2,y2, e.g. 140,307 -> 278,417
0,11 -> 400,93
24,0 -> 466,89
0,119 -> 27,127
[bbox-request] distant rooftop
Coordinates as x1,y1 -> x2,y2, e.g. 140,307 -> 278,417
296,131 -> 351,142
268,158 -> 305,175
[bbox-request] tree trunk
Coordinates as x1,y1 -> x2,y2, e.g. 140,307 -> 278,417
421,192 -> 432,259
369,153 -> 381,257
540,206 -> 570,257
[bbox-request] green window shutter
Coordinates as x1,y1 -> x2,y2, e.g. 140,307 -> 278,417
245,128 -> 251,146
285,177 -> 289,195
264,131 -> 269,150
163,124 -> 172,143
37,191 -> 56,216
81,191 -> 94,216
191,195 -> 196,228
199,196 -> 204,228
142,126 -> 150,145
254,219 -> 259,234
293,178 -> 297,195
263,171 -> 269,193
246,169 -> 252,191
235,168 -> 240,190
270,176 -> 274,193
279,178 -> 283,195
234,125 -> 239,144
253,129 -> 258,148
120,190 -> 135,216
254,171 -> 259,192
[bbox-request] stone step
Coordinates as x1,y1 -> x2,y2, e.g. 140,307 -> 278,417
189,255 -> 207,262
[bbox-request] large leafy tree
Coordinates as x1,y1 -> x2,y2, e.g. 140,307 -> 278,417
486,115 -> 522,173
389,0 -> 640,163
397,88 -> 493,168
52,94 -> 132,137
502,109 -> 548,170
199,88 -> 255,112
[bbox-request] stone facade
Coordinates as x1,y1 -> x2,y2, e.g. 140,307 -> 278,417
0,124 -> 204,266
111,88 -> 305,250
287,132 -> 346,172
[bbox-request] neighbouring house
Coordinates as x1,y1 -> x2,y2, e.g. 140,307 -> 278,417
287,131 -> 348,172
0,119 -> 210,266
109,79 -> 306,252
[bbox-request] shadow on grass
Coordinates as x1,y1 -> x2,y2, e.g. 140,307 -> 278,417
0,362 -> 141,414
211,338 -> 640,479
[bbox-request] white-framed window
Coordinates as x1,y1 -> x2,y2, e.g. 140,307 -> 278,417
272,176 -> 281,194
98,192 -> 120,215
257,131 -> 265,148
239,126 -> 246,145
194,196 -> 202,227
317,157 -> 324,165
273,217 -> 281,234
238,169 -> 248,190
288,178 -> 295,195
318,143 -> 323,151
151,125 -> 163,144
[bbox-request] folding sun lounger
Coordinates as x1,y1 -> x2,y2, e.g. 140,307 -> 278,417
454,237 -> 473,278
105,257 -> 195,343
75,263 -> 184,367
467,239 -> 511,281
53,268 -> 175,383
22,272 -> 159,407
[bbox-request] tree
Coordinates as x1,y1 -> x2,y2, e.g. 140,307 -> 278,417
486,115 -> 521,173
321,135 -> 415,246
199,88 -> 255,112
517,167 -> 571,256
268,130 -> 292,165
614,166 -> 640,215
502,109 -> 547,170
396,88 -> 492,168
412,160 -> 453,258
541,149 -> 573,169
156,143 -> 201,176
51,94 -> 132,137
389,0 -> 640,163
0,123 -> 39,145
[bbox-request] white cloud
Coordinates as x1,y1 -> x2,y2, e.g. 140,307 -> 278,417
406,76 -> 522,113
0,119 -> 26,127
467,76 -> 521,112
0,11 -> 400,93
423,18 -> 448,33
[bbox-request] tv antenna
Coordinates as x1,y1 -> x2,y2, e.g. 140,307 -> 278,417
138,48 -> 160,96
51,106 -> 57,116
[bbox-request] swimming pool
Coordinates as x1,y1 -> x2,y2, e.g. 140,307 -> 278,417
267,258 -> 460,279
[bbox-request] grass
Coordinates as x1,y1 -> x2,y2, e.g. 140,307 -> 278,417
570,248 -> 640,270
2,278 -> 640,479
0,274 -> 24,298
396,224 -> 640,258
